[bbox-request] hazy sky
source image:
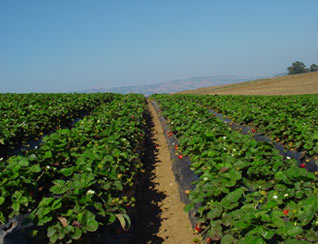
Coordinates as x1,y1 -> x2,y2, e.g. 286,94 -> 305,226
1,0 -> 318,92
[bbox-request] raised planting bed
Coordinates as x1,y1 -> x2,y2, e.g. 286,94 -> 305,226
0,94 -> 147,244
153,94 -> 318,244
0,93 -> 115,159
184,94 -> 318,159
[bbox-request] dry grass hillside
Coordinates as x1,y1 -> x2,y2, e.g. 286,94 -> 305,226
178,72 -> 318,95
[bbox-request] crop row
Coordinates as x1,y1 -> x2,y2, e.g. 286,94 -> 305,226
0,94 -> 146,243
153,94 -> 318,244
181,94 -> 318,158
0,93 -> 115,159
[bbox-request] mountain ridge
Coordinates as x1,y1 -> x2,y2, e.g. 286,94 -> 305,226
82,74 -> 263,95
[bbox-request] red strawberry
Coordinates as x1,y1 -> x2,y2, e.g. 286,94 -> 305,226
252,129 -> 256,133
178,155 -> 183,160
131,115 -> 135,119
195,224 -> 202,233
283,210 -> 289,216
206,237 -> 212,243
175,145 -> 178,151
300,163 -> 306,168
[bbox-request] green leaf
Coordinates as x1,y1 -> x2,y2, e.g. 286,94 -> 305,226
12,202 -> 20,211
20,196 -> 29,206
235,220 -> 249,230
59,167 -> 74,176
51,199 -> 62,210
116,213 -> 131,231
221,234 -> 234,244
108,213 -> 116,224
298,206 -> 315,226
104,155 -> 113,162
305,230 -> 318,242
275,171 -> 288,182
44,151 -> 53,159
78,210 -> 99,232
72,228 -> 82,240
221,188 -> 243,209
47,226 -> 57,238
29,164 -> 41,173
312,132 -> 318,140
264,200 -> 278,210
49,180 -> 67,194
262,230 -> 275,240
286,222 -> 303,236
38,215 -> 52,226
207,207 -> 222,219
49,233 -> 58,243
0,197 -> 5,206
114,181 -> 123,191
38,197 -> 55,207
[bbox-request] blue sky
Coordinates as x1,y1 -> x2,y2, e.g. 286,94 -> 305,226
0,0 -> 317,92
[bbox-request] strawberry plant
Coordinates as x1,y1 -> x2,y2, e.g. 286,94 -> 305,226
0,93 -> 115,159
0,94 -> 147,243
153,94 -> 318,243
181,94 -> 318,159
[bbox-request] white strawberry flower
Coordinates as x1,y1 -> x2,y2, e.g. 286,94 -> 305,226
273,195 -> 278,199
286,156 -> 291,160
87,189 -> 95,195
0,157 -> 3,161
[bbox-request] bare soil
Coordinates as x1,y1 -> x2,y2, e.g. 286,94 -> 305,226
178,72 -> 318,95
134,101 -> 196,244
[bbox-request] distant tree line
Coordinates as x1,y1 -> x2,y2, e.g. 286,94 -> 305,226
287,61 -> 318,75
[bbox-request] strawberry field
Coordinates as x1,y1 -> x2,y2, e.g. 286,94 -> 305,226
0,93 -> 114,159
152,94 -> 318,243
0,93 -> 147,243
1,92 -> 318,243
183,94 -> 318,158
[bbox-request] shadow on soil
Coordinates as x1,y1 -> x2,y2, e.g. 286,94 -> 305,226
133,108 -> 166,244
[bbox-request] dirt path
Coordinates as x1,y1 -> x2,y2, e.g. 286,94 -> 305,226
134,101 -> 197,244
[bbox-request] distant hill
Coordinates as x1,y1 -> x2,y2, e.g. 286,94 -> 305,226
177,72 -> 318,95
82,75 -> 261,95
